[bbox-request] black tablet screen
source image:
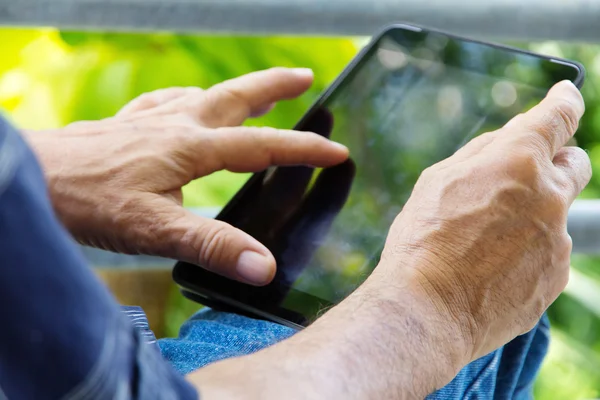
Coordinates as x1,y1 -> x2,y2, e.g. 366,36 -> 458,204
177,27 -> 582,326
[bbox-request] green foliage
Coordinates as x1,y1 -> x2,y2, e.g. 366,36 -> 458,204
1,28 -> 600,397
0,29 -> 357,206
535,329 -> 600,399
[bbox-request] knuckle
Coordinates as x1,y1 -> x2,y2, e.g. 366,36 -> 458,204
217,86 -> 245,103
552,100 -> 580,136
507,112 -> 527,128
196,87 -> 248,125
505,150 -> 541,185
494,182 -> 532,213
557,146 -> 586,165
546,182 -> 570,210
555,147 -> 592,196
576,147 -> 592,169
537,100 -> 580,137
247,126 -> 279,146
209,85 -> 248,110
196,221 -> 232,270
512,148 -> 539,166
534,183 -> 570,223
569,147 -> 592,175
172,129 -> 198,152
193,98 -> 223,124
420,165 -> 439,181
230,126 -> 279,168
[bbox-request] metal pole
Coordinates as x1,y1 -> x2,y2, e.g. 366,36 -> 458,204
80,202 -> 600,268
0,0 -> 599,41
568,200 -> 600,255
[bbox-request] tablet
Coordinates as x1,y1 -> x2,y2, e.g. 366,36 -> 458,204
173,24 -> 585,329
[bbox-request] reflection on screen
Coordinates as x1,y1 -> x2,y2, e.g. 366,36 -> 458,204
218,32 -> 575,320
280,37 -> 548,310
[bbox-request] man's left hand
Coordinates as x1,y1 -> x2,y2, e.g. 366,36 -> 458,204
24,67 -> 348,286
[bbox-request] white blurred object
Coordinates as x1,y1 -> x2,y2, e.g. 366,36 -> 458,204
565,269 -> 600,317
568,200 -> 600,255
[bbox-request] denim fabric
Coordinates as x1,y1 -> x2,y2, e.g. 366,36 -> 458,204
0,116 -> 196,400
159,309 -> 550,399
159,309 -> 296,375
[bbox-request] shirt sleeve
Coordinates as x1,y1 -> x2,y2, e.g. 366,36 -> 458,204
0,115 -> 197,400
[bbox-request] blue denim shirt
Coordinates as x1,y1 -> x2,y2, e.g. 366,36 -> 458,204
0,116 -> 196,400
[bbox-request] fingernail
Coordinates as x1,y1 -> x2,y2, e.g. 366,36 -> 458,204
236,251 -> 273,285
291,68 -> 314,78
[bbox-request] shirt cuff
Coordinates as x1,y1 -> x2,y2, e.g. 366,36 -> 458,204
121,306 -> 158,345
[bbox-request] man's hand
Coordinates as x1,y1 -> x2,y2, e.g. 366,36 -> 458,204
187,81 -> 591,399
372,80 -> 591,362
24,68 -> 349,286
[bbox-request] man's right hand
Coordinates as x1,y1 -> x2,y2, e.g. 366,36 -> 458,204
187,80 -> 592,400
373,80 -> 591,363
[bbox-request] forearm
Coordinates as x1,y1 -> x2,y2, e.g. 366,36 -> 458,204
187,277 -> 466,399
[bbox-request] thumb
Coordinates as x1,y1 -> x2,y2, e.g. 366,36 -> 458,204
142,199 -> 276,286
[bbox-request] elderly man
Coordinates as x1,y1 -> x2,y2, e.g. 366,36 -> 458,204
0,67 -> 590,399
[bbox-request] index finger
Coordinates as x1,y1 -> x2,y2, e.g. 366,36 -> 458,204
505,80 -> 584,157
193,127 -> 350,176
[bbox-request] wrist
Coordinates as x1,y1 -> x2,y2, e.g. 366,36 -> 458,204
191,290 -> 465,400
185,269 -> 470,400
265,276 -> 469,399
354,267 -> 472,392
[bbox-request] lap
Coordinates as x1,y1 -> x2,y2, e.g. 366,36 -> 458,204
159,309 -> 549,399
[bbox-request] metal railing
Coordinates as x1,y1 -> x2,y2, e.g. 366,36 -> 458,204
1,0 -> 599,41
82,204 -> 600,268
2,0 -> 600,258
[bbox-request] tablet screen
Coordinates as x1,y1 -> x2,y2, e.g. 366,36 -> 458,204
177,27 -> 582,326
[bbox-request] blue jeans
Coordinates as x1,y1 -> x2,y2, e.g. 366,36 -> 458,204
157,309 -> 550,399
0,113 -> 548,399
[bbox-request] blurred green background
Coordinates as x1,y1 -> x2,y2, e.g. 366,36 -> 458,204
1,28 -> 599,398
